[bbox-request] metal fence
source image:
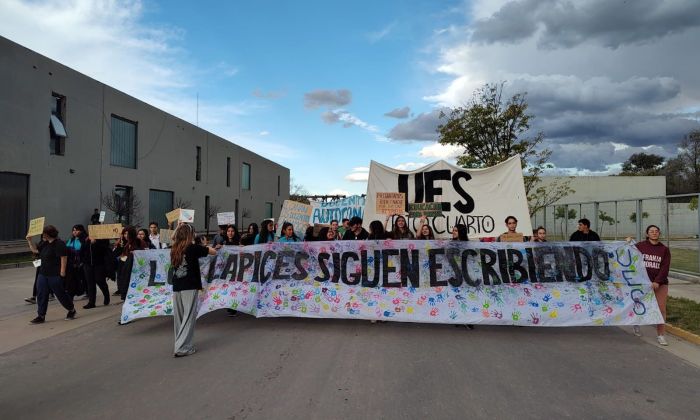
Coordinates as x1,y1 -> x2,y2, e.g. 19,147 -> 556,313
531,193 -> 700,275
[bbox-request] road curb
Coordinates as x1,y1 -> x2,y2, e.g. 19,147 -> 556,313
666,323 -> 700,346
0,261 -> 34,270
669,271 -> 700,284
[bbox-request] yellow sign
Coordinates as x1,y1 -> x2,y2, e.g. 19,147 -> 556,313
375,192 -> 406,215
499,232 -> 524,242
166,209 -> 181,224
159,229 -> 175,245
27,217 -> 45,237
88,224 -> 123,240
166,208 -> 195,224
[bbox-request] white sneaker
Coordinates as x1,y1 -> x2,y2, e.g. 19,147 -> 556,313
633,326 -> 641,337
657,335 -> 668,346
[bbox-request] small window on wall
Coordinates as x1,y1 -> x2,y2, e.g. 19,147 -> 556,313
226,157 -> 231,187
196,146 -> 202,181
49,93 -> 67,155
241,162 -> 251,190
110,115 -> 137,169
265,202 -> 273,219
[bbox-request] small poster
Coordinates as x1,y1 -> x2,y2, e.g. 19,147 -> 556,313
166,208 -> 195,224
98,211 -> 106,223
217,212 -> 236,226
159,229 -> 174,245
88,224 -> 123,240
375,192 -> 406,215
27,217 -> 45,237
408,202 -> 444,218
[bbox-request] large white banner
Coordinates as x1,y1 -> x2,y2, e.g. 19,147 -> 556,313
310,195 -> 365,225
120,240 -> 662,327
364,156 -> 532,239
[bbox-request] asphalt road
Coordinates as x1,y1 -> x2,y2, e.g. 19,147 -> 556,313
1,311 -> 699,420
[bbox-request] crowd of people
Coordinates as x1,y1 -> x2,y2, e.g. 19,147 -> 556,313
25,210 -> 671,355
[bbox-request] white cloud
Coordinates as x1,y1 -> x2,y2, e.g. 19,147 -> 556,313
366,22 -> 397,43
344,167 -> 370,182
418,142 -> 463,160
259,131 -> 270,136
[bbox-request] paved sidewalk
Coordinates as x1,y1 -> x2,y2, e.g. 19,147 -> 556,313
669,275 -> 700,303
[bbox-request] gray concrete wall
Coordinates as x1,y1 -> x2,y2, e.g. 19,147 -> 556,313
0,36 -> 289,239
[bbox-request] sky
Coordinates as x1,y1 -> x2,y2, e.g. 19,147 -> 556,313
1,0 -> 699,196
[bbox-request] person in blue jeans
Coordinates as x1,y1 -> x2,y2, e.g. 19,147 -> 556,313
26,225 -> 76,324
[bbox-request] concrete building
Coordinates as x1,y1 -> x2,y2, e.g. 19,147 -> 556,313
0,36 -> 289,241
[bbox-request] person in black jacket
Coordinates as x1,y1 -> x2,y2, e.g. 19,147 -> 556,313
342,217 -> 369,240
81,236 -> 111,308
569,218 -> 601,241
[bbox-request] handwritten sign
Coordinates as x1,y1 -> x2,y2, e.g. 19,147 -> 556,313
408,202 -> 443,218
375,192 -> 406,215
88,224 -> 123,240
159,229 -> 174,245
499,232 -> 524,242
27,217 -> 45,237
276,200 -> 313,238
166,208 -> 195,224
217,212 -> 236,226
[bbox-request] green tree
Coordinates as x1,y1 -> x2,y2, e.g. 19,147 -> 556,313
437,82 -> 573,216
620,153 -> 665,175
679,129 -> 700,192
554,206 -> 577,239
598,210 -> 617,237
629,211 -> 649,223
689,197 -> 697,211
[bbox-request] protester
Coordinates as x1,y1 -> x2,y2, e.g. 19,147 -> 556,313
26,225 -> 76,324
24,246 -> 55,304
631,225 -> 671,346
452,224 -> 469,241
317,227 -> 338,241
195,234 -> 208,246
109,229 -> 129,296
223,225 -> 241,246
279,222 -> 301,242
367,220 -> 387,240
82,235 -> 111,309
138,228 -> 156,249
338,218 -> 350,238
386,215 -> 415,240
498,216 -> 524,242
240,223 -> 259,246
212,225 -> 227,249
170,223 -> 216,357
416,217 -> 435,240
148,222 -> 162,249
342,217 -> 369,240
254,220 -> 275,244
569,218 -> 601,241
532,226 -> 547,242
303,226 -> 316,241
330,219 -> 342,240
90,208 -> 101,225
65,224 -> 87,299
116,226 -> 147,301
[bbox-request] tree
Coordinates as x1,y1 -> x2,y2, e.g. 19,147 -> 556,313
629,211 -> 649,223
598,210 -> 617,237
289,178 -> 310,204
102,189 -> 142,226
679,129 -> 700,192
620,153 -> 665,175
205,204 -> 221,235
174,197 -> 192,209
554,206 -> 577,239
437,82 -> 572,216
690,197 -> 698,211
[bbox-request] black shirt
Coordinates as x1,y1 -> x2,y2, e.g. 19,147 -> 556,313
37,239 -> 68,276
569,230 -> 601,241
172,244 -> 210,292
342,228 -> 369,240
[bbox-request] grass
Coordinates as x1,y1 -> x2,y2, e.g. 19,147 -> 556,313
668,247 -> 699,274
666,296 -> 700,336
0,252 -> 34,265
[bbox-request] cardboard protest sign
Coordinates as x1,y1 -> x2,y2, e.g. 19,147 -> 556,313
98,211 -> 106,223
276,200 -> 313,238
27,217 -> 45,237
88,224 -> 123,240
216,212 -> 236,226
408,202 -> 443,218
166,208 -> 195,224
159,229 -> 174,245
499,232 -> 525,242
375,192 -> 406,215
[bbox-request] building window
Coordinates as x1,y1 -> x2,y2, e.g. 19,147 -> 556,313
241,162 -> 251,190
204,195 -> 210,232
110,115 -> 137,168
49,93 -> 67,155
265,202 -> 273,219
196,146 -> 202,181
226,157 -> 231,187
277,175 -> 280,196
149,189 -> 173,229
113,185 -> 133,225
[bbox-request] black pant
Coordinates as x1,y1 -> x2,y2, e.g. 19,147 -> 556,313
32,267 -> 54,298
37,274 -> 74,317
84,264 -> 110,305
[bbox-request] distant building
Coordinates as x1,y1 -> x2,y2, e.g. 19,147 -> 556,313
0,36 -> 289,241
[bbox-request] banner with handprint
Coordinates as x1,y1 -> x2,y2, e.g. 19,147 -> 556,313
120,240 -> 663,326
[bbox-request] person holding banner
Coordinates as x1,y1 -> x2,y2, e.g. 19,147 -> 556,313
254,220 -> 275,244
452,224 -> 469,241
386,215 -> 415,240
223,225 -> 241,246
26,226 -> 77,324
240,223 -> 259,246
116,227 -> 147,302
279,222 -> 301,242
317,227 -> 338,242
416,224 -> 435,240
138,228 -> 157,249
170,224 -> 217,357
532,227 -> 547,242
368,221 -> 387,240
498,216 -> 525,242
342,217 -> 369,240
330,220 -> 342,240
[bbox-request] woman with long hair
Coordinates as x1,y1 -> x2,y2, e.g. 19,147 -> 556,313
368,220 -> 387,240
223,225 -> 241,246
170,223 -> 216,357
452,224 -> 469,241
387,215 -> 415,240
240,223 -> 259,246
632,225 -> 671,345
137,228 -> 156,249
278,222 -> 300,242
303,226 -> 316,242
254,219 -> 275,244
117,226 -> 147,301
317,227 -> 338,242
81,232 -> 111,309
416,223 -> 435,240
65,224 -> 88,298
